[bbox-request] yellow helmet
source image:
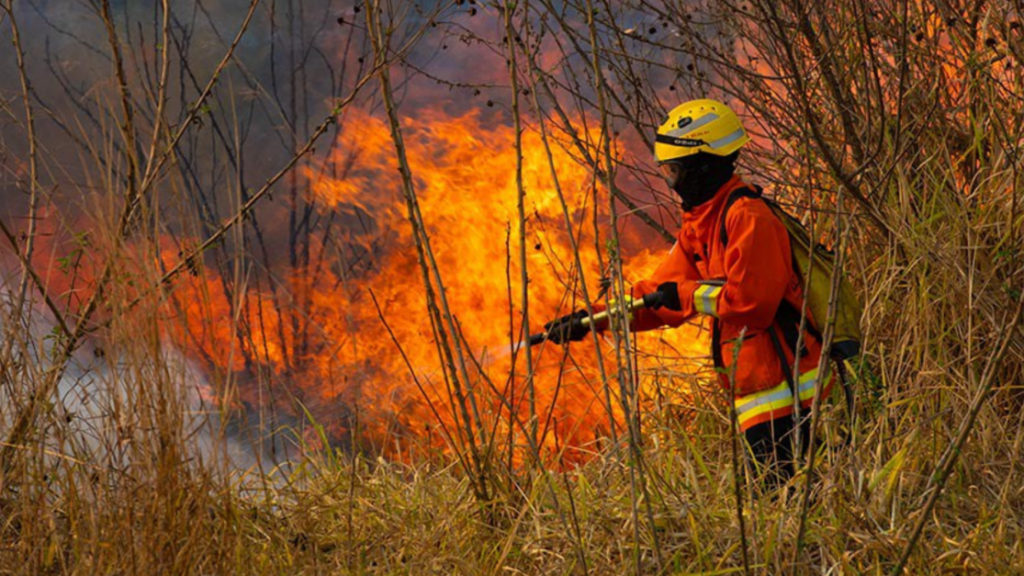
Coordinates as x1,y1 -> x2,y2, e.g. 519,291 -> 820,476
654,99 -> 750,163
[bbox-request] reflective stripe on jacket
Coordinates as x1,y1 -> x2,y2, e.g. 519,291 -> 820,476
620,176 -> 831,425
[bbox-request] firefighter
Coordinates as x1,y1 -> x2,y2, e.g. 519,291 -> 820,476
544,99 -> 830,485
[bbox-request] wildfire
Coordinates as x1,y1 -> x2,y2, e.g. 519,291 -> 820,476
167,106 -> 707,463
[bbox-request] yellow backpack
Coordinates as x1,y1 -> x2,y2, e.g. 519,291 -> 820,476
721,186 -> 864,415
720,186 -> 863,362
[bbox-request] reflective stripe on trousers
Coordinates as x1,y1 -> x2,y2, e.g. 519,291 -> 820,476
734,367 -> 819,431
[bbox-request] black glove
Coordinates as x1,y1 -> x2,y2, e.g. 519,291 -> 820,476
643,282 -> 682,311
543,309 -> 590,344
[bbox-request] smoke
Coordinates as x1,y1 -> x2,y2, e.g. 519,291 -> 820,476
0,282 -> 268,474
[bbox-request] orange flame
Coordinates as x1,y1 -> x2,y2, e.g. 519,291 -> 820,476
167,106 -> 706,462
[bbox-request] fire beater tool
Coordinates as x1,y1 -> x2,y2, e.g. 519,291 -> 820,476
525,290 -> 676,348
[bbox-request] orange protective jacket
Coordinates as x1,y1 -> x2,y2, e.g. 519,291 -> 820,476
613,176 -> 830,430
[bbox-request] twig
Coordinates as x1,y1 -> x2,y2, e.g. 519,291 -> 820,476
0,1 -> 42,332
133,1 -> 262,212
582,0 -> 662,571
367,290 -> 466,472
365,0 -> 491,505
890,280 -> 1024,573
792,188 -> 848,563
728,327 -> 751,576
504,0 -> 538,453
521,5 -> 620,449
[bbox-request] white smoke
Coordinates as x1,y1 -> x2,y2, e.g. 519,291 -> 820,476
0,281 -> 269,477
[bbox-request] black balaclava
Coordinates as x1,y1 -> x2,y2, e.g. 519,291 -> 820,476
670,151 -> 739,211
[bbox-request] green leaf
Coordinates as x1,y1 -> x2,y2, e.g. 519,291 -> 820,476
869,445 -> 907,497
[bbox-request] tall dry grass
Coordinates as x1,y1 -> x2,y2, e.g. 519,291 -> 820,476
1,0 -> 1023,574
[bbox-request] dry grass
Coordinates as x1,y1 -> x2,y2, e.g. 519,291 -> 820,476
2,322 -> 1022,574
2,0 -> 1024,574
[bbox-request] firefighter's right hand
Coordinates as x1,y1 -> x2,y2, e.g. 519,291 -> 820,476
543,310 -> 590,344
641,282 -> 683,311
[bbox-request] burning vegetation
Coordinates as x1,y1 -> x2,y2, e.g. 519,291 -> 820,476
164,105 -> 705,461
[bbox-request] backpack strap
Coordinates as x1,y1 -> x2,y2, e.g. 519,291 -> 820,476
717,184 -> 802,395
718,185 -> 763,248
718,185 -> 820,351
719,185 -> 857,426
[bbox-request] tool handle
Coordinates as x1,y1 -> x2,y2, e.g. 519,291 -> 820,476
528,295 -> 655,347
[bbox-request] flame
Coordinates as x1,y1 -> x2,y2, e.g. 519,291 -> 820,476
165,106 -> 706,462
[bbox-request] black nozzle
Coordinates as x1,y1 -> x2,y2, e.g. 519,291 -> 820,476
642,291 -> 664,309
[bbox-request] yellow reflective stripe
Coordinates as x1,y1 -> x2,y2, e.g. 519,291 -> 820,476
735,380 -> 792,429
693,285 -> 722,317
734,367 -> 819,427
796,367 -> 820,402
708,127 -> 747,149
737,397 -> 794,427
734,380 -> 790,414
666,112 -> 720,137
